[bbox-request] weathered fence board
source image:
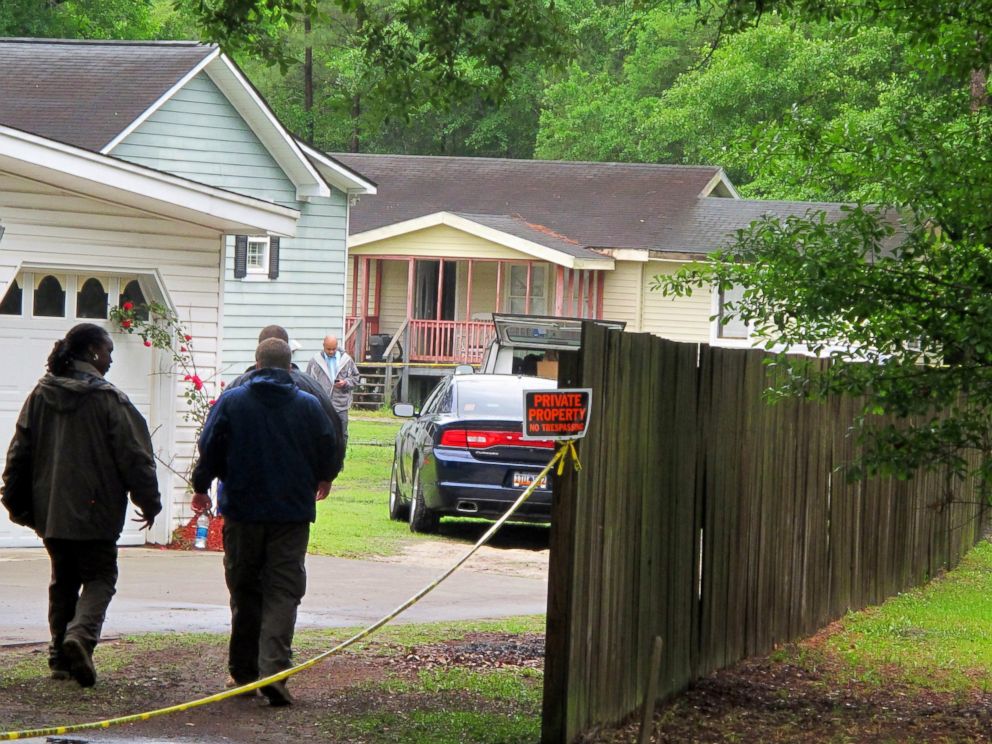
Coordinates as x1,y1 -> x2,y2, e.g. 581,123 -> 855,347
542,326 -> 987,743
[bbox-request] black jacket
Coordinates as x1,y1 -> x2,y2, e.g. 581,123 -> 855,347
192,368 -> 335,523
2,367 -> 161,540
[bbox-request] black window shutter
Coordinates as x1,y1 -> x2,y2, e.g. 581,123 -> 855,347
268,237 -> 281,280
234,235 -> 248,278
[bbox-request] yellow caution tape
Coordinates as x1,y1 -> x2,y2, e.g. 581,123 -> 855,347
0,443 -> 576,741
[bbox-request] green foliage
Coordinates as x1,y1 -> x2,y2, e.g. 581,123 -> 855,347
656,0 -> 992,489
0,0 -> 161,38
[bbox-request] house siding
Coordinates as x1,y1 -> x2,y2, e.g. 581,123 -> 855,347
601,261 -> 643,330
601,259 -> 712,341
351,224 -> 536,260
640,260 -> 712,342
110,72 -> 349,377
0,171 -> 223,541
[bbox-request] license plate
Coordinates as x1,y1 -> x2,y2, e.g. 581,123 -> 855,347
513,472 -> 548,489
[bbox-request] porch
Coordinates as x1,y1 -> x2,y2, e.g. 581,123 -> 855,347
345,255 -> 606,365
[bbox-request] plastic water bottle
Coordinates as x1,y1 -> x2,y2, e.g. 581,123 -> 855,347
194,512 -> 209,550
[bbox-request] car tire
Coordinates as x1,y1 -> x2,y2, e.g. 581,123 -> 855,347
408,461 -> 440,534
388,457 -> 408,521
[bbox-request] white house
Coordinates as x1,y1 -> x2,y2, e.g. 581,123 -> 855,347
0,39 -> 375,546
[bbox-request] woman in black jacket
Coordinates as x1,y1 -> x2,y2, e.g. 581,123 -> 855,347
1,323 -> 161,687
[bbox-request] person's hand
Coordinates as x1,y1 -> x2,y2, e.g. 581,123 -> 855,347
316,481 -> 331,501
191,492 -> 212,514
334,380 -> 347,389
132,510 -> 155,531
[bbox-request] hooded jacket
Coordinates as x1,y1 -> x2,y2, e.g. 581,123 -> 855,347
192,368 -> 334,523
1,366 -> 161,540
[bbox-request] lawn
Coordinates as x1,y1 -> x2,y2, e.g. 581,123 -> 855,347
308,413 -> 419,558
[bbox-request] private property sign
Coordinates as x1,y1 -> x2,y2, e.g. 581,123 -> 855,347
522,389 -> 592,440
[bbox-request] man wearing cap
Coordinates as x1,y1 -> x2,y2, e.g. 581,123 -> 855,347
191,338 -> 335,707
305,335 -> 360,455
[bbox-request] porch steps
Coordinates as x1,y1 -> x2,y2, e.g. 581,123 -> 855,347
353,365 -> 400,410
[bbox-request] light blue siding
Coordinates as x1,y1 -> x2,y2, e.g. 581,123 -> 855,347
110,72 -> 348,375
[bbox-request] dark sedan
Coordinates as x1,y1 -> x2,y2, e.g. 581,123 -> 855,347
389,373 -> 558,533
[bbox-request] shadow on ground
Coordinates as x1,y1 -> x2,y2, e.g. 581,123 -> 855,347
435,519 -> 550,551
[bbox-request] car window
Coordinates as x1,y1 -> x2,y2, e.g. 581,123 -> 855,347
456,382 -> 530,418
420,379 -> 448,415
436,384 -> 454,414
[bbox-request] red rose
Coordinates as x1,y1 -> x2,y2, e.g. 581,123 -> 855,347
122,301 -> 134,311
180,346 -> 187,352
191,375 -> 204,391
220,381 -> 226,388
121,320 -> 132,329
143,340 -> 152,347
183,374 -> 192,382
208,399 -> 216,406
184,334 -> 193,342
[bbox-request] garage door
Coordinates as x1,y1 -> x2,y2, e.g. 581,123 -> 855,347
0,271 -> 160,547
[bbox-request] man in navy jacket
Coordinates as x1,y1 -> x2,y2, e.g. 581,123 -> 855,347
191,338 -> 335,706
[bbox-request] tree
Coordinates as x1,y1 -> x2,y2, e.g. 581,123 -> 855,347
657,1 -> 992,493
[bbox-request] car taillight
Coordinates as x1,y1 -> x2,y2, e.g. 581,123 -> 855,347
439,428 -> 555,449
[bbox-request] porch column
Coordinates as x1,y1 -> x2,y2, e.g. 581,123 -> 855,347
406,258 -> 415,318
465,259 -> 474,320
495,261 -> 503,312
360,256 -> 371,361
435,259 -> 445,320
351,255 -> 359,316
525,261 -> 533,315
554,265 -> 564,315
374,259 -> 383,322
596,272 -> 605,319
565,268 -> 575,316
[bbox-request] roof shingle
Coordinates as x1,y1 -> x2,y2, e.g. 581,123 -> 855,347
0,38 -> 216,152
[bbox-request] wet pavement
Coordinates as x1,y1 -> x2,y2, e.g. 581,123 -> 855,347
0,547 -> 549,646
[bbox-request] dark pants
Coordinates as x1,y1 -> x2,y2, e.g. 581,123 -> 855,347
44,539 -> 118,671
222,521 -> 309,683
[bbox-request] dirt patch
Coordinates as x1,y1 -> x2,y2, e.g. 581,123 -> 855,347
4,627 -> 992,743
373,540 -> 549,580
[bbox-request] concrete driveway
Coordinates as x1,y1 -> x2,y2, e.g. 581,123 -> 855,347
0,547 -> 549,645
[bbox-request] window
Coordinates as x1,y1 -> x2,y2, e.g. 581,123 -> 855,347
0,280 -> 22,315
246,237 -> 269,273
508,265 -> 547,315
77,277 -> 108,319
119,279 -> 150,320
717,285 -> 750,340
34,275 -> 66,317
234,235 -> 280,279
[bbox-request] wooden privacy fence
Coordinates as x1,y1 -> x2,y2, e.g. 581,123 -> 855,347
542,325 -> 987,743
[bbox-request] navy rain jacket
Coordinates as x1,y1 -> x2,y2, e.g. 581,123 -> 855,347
192,368 -> 334,523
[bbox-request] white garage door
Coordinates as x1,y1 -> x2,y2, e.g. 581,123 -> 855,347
0,271 -> 160,547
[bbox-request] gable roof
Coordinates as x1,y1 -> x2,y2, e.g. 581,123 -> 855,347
0,38 -> 355,199
334,153 -> 736,253
350,212 -> 612,269
0,39 -> 215,152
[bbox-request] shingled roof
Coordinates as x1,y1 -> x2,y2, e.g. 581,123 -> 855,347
0,38 -> 216,152
334,153 -> 731,253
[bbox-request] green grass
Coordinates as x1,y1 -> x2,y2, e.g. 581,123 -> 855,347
380,667 -> 544,705
334,710 -> 541,744
293,615 -> 546,654
804,540 -> 992,692
309,415 -> 416,558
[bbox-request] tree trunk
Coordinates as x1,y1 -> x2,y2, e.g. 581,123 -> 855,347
304,15 -> 314,144
970,68 -> 989,112
350,94 -> 361,152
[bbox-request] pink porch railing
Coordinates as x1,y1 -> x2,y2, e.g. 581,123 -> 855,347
409,319 -> 496,364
